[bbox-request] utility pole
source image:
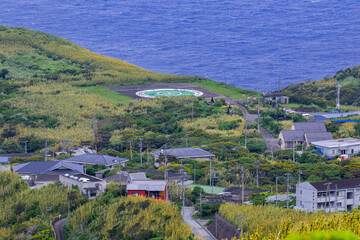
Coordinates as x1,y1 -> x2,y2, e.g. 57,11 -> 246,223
285,173 -> 291,208
139,138 -> 143,164
297,170 -> 302,184
92,116 -> 96,151
324,182 -> 332,213
244,121 -> 248,148
335,184 -> 338,211
257,88 -> 260,132
185,134 -> 189,148
335,83 -> 341,110
180,160 -> 185,214
254,160 -> 260,187
45,137 -> 48,161
191,98 -> 194,122
210,156 -> 212,194
23,140 -> 28,153
292,140 -> 296,162
194,165 -> 196,184
147,144 -> 149,166
236,216 -> 245,240
278,75 -> 280,93
129,140 -> 133,161
275,177 -> 278,207
240,166 -> 245,204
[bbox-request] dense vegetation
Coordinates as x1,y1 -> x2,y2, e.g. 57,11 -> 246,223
0,172 -> 86,239
281,65 -> 360,107
220,203 -> 360,239
66,185 -> 192,240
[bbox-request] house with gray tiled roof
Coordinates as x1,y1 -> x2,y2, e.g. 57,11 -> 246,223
62,153 -> 128,168
13,161 -> 84,186
279,122 -> 333,150
151,147 -> 214,161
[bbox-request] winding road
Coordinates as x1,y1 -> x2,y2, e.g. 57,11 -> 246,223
53,218 -> 67,240
182,207 -> 216,240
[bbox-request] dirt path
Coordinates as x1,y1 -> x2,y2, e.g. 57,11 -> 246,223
182,207 -> 216,240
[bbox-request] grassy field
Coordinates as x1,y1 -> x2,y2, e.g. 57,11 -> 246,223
86,86 -> 133,104
188,183 -> 226,194
192,79 -> 256,99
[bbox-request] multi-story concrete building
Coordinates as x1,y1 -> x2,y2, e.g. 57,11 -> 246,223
296,178 -> 360,212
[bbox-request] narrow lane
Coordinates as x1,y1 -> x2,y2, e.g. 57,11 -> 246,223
182,207 -> 216,240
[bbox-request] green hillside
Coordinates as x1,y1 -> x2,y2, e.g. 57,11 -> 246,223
0,25 -> 198,146
281,65 -> 360,108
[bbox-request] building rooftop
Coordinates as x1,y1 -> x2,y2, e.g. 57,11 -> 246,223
127,180 -> 167,191
315,111 -> 360,120
0,157 -> 10,164
62,173 -> 103,183
311,138 -> 360,148
292,122 -> 327,133
281,130 -> 305,141
305,132 -> 333,143
13,161 -> 84,175
62,153 -> 128,166
309,178 -> 360,191
0,153 -> 46,158
151,147 -> 214,159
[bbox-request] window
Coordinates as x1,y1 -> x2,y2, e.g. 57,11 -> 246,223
332,150 -> 335,154
337,202 -> 342,207
351,149 -> 354,154
132,193 -> 139,196
300,190 -> 302,194
341,150 -> 346,154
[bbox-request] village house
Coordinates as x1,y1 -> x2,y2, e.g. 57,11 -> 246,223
296,178 -> 360,212
60,173 -> 108,198
13,160 -> 84,186
151,147 -> 214,162
263,93 -> 289,104
126,173 -> 168,201
62,153 -> 128,169
278,122 -> 333,150
311,138 -> 360,157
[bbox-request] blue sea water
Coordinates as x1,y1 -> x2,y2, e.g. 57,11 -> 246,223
1,0 -> 360,91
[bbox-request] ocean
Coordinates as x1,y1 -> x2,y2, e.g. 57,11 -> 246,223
1,0 -> 360,91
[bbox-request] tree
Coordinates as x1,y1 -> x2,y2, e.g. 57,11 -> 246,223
354,121 -> 360,136
0,69 -> 9,79
247,138 -> 266,154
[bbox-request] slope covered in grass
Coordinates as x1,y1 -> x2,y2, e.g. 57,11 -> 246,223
0,25 -> 196,146
281,65 -> 360,107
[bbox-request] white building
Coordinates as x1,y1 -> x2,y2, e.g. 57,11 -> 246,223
60,173 -> 108,198
311,138 -> 360,157
296,178 -> 360,212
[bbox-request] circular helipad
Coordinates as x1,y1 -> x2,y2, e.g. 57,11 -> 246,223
136,89 -> 203,98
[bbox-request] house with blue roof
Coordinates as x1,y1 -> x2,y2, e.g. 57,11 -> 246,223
62,153 -> 128,168
13,161 -> 84,186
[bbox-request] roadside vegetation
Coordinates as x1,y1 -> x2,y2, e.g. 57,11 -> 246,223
219,203 -> 360,239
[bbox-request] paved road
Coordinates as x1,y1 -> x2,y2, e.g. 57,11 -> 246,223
53,218 -> 67,240
182,207 -> 216,240
235,101 -> 280,152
